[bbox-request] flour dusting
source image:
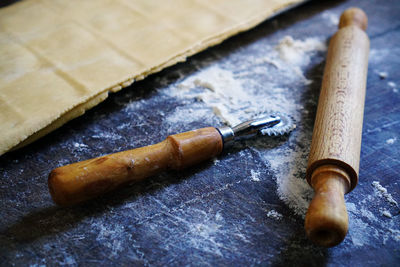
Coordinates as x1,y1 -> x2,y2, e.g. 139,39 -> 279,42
266,210 -> 283,220
261,136 -> 314,216
163,35 -> 327,217
372,181 -> 398,207
386,138 -> 396,145
73,142 -> 88,149
177,66 -> 255,125
169,36 -> 326,127
322,11 -> 339,26
165,104 -> 211,126
347,192 -> 400,246
381,209 -> 393,218
376,71 -> 388,79
274,36 -> 326,85
93,222 -> 130,257
387,81 -> 398,93
276,36 -> 326,66
170,64 -> 299,126
250,170 -> 261,182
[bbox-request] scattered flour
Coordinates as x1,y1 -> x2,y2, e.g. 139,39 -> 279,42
71,142 -> 90,157
360,206 -> 378,222
276,36 -> 326,66
381,208 -> 393,218
260,133 -> 314,217
386,138 -> 396,145
322,11 -> 339,26
250,170 -> 261,182
165,104 -> 211,126
163,35 -> 326,217
73,142 -> 88,149
171,65 -> 298,126
177,66 -> 256,125
372,181 -> 398,207
168,35 -> 326,127
92,132 -> 122,140
94,222 -> 129,257
215,211 -> 223,221
387,82 -> 398,93
266,210 -> 283,220
370,50 -> 399,93
346,202 -> 400,246
348,216 -> 379,247
346,203 -> 371,246
274,36 -> 326,85
377,71 -> 388,79
369,49 -> 391,63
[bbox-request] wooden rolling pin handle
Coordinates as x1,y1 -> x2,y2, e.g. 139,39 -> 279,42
305,165 -> 351,247
305,7 -> 369,247
48,127 -> 223,206
338,7 -> 368,30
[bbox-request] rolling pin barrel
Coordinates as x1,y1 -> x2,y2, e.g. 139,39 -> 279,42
305,8 -> 369,247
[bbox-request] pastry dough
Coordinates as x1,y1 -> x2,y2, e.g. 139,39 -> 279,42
0,0 -> 305,155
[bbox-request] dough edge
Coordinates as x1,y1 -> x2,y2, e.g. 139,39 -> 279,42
2,0 -> 305,155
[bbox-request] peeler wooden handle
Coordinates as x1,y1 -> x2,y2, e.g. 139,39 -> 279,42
304,8 -> 369,247
48,127 -> 223,206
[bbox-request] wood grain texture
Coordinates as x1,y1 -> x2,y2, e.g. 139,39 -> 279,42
305,8 -> 370,247
49,127 -> 223,206
306,8 -> 369,190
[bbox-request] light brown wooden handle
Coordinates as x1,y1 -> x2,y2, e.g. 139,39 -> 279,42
48,127 -> 223,206
305,165 -> 350,247
339,7 -> 368,30
305,8 -> 369,247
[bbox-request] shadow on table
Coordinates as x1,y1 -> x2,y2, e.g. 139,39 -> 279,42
1,130 -> 292,247
271,229 -> 329,267
0,158 -> 213,244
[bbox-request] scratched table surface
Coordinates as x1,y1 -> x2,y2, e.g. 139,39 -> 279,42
1,0 -> 399,266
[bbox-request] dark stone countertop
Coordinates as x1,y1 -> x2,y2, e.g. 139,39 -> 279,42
1,0 -> 399,266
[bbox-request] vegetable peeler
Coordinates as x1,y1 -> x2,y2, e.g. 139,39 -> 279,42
49,113 -> 294,206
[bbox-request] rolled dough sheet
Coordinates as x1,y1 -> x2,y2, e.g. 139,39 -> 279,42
0,0 -> 305,156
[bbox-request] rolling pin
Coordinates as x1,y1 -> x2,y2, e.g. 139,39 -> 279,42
304,8 -> 369,247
